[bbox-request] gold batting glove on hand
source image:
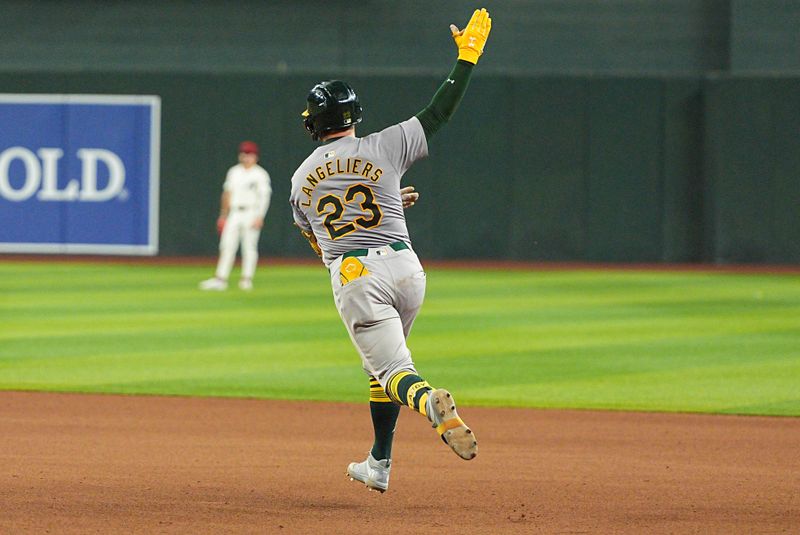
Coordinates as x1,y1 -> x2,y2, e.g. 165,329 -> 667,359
299,228 -> 323,258
450,8 -> 492,65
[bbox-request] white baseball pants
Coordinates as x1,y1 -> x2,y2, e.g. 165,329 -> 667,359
329,245 -> 427,389
215,207 -> 261,280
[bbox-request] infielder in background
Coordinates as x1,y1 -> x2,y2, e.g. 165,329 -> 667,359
200,141 -> 272,291
290,8 -> 491,492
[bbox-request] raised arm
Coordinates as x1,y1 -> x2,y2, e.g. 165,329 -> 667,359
415,8 -> 492,140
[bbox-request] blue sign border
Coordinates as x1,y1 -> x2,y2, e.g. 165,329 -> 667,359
0,94 -> 160,255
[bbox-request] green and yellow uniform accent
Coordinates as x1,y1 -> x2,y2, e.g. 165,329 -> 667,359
386,371 -> 432,417
368,373 -> 434,461
369,377 -> 391,402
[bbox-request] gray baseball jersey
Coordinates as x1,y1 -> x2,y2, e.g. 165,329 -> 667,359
290,117 -> 428,265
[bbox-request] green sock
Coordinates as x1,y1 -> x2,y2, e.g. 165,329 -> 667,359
369,401 -> 400,461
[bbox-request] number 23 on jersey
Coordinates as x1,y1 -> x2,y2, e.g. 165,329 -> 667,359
317,183 -> 383,240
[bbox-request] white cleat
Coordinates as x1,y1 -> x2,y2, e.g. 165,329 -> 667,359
238,278 -> 253,291
346,453 -> 390,493
427,389 -> 478,460
199,277 -> 228,291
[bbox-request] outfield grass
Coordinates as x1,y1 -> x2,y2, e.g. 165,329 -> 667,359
1,260 -> 799,416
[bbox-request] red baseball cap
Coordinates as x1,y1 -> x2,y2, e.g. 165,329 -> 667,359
238,140 -> 259,155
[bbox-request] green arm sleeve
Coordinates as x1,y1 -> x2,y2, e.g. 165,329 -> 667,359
415,60 -> 475,140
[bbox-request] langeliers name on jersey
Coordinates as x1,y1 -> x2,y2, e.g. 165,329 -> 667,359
300,158 -> 383,207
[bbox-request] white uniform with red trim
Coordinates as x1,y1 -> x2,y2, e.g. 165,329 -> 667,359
215,163 -> 271,282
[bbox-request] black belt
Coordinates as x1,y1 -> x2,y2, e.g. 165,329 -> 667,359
342,241 -> 408,260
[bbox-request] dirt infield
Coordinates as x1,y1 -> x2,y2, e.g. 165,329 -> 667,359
1,392 -> 798,534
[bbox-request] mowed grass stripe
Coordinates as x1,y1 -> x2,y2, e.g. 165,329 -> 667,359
1,261 -> 798,415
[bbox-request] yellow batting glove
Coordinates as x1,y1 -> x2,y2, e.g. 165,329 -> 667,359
302,229 -> 323,258
450,8 -> 492,65
295,224 -> 323,258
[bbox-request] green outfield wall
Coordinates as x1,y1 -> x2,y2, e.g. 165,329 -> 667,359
3,1 -> 798,76
703,77 -> 800,264
1,72 -> 797,264
2,1 -> 798,263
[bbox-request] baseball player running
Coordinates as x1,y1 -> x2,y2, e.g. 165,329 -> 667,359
289,8 -> 492,492
200,141 -> 272,291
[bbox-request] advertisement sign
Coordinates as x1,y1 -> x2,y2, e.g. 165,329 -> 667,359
0,94 -> 160,254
